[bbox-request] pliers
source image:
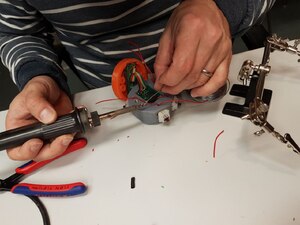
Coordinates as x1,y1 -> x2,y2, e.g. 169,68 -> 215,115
0,138 -> 88,225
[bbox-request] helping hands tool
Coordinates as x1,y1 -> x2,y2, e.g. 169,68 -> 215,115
0,105 -> 140,150
223,34 -> 300,154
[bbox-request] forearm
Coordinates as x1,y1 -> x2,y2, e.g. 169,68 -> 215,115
0,0 -> 69,93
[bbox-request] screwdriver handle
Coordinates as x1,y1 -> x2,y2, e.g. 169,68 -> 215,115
0,107 -> 89,151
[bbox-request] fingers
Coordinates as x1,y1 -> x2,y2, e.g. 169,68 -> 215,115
25,90 -> 57,124
7,134 -> 74,161
5,75 -> 74,161
33,134 -> 74,162
6,77 -> 59,130
190,54 -> 231,97
155,29 -> 230,95
6,139 -> 43,161
187,34 -> 232,92
154,19 -> 201,92
154,0 -> 232,96
159,29 -> 220,94
24,77 -> 59,124
154,26 -> 174,91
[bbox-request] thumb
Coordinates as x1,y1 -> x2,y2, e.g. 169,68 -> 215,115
25,88 -> 58,124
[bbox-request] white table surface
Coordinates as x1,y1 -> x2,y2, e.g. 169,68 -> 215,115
1,48 -> 300,225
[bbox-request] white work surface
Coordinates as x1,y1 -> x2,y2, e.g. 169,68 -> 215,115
1,48 -> 300,225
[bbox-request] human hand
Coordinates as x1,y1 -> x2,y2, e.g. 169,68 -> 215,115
154,0 -> 232,97
5,76 -> 74,161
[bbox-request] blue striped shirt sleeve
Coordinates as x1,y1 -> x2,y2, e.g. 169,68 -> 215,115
215,0 -> 277,36
0,0 -> 69,93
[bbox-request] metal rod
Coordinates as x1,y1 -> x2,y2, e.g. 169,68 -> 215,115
98,105 -> 142,120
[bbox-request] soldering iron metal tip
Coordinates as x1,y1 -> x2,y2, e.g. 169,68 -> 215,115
99,104 -> 143,120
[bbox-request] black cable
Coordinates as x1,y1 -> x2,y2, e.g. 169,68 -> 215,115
27,196 -> 51,225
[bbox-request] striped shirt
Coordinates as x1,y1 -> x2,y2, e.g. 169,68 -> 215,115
0,0 -> 276,93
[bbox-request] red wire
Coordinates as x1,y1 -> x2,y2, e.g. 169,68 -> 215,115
213,130 -> 224,158
128,40 -> 153,74
96,95 -> 207,106
128,41 -> 143,60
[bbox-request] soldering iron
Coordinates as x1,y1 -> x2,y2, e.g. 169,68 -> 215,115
0,105 -> 140,150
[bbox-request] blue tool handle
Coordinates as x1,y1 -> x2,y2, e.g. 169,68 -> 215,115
11,182 -> 87,197
0,108 -> 87,151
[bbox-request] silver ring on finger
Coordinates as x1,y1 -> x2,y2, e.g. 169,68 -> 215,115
201,68 -> 213,78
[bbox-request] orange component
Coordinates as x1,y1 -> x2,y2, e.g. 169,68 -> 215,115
112,58 -> 148,100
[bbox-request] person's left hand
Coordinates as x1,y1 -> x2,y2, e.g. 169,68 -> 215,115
154,0 -> 232,97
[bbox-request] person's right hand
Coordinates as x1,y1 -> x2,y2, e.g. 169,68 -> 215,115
5,75 -> 74,161
154,0 -> 232,97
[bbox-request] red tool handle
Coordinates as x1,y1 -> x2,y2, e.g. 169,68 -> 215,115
15,138 -> 87,175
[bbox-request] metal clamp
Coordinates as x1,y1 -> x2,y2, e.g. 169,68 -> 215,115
224,34 -> 300,154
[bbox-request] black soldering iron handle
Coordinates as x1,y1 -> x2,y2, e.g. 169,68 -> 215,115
0,107 -> 88,151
